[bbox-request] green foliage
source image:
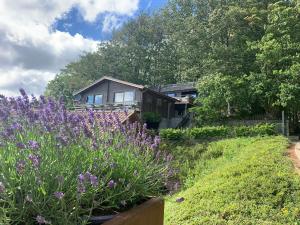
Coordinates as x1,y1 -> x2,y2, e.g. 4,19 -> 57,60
160,124 -> 277,141
159,128 -> 185,141
165,136 -> 300,225
142,112 -> 161,123
187,126 -> 230,139
233,123 -> 277,137
45,0 -> 300,129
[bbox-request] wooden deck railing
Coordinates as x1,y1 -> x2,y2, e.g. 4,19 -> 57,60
69,102 -> 141,112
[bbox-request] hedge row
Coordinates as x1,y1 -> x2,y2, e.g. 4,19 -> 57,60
160,123 -> 277,141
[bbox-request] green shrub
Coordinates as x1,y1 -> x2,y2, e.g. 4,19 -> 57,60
160,128 -> 186,140
234,123 -> 276,137
165,136 -> 300,225
188,126 -> 230,139
142,112 -> 161,123
160,123 -> 277,141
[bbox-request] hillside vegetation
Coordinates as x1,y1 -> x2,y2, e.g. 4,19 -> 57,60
165,136 -> 300,225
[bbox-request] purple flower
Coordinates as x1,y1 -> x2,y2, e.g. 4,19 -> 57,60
78,174 -> 85,183
77,183 -> 86,194
90,175 -> 98,187
36,215 -> 50,224
28,154 -> 40,168
108,180 -> 117,189
16,160 -> 26,174
54,191 -> 64,200
28,140 -> 40,150
11,122 -> 23,131
16,142 -> 26,149
0,182 -> 5,193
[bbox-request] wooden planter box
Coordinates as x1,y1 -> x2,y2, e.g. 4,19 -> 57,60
89,198 -> 164,225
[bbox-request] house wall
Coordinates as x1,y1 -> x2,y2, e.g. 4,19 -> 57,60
76,80 -> 142,105
142,91 -> 175,119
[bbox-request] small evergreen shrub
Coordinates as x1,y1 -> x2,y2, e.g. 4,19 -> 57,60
187,126 -> 230,139
142,112 -> 161,123
160,123 -> 277,141
160,128 -> 186,140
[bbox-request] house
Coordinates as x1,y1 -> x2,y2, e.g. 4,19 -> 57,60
73,76 -> 195,128
152,82 -> 197,117
154,82 -> 197,99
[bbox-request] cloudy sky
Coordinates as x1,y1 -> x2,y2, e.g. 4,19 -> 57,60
0,0 -> 167,96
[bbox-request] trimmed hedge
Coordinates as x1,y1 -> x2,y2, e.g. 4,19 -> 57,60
160,123 -> 277,141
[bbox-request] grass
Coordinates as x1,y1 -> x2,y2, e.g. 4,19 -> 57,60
165,136 -> 300,225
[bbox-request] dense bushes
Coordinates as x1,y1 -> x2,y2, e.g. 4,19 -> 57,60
160,124 -> 277,141
165,136 -> 300,225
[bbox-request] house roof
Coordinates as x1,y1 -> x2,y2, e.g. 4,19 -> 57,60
73,76 -> 178,102
74,110 -> 137,125
73,76 -> 145,96
152,82 -> 197,93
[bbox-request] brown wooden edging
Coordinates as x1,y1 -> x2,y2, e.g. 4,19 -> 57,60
102,198 -> 164,225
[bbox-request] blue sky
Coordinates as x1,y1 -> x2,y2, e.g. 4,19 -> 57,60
0,0 -> 168,96
54,0 -> 167,40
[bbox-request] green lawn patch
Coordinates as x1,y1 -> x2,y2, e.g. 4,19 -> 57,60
165,136 -> 300,225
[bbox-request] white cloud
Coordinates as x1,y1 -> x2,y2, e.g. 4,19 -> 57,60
0,0 -> 140,96
102,14 -> 123,33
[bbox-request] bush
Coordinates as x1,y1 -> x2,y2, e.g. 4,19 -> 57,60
160,128 -> 186,140
160,124 -> 277,141
234,123 -> 277,137
187,126 -> 230,139
0,90 -> 172,225
165,136 -> 300,225
142,112 -> 161,123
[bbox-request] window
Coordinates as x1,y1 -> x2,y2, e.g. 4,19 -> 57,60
94,95 -> 103,105
167,93 -> 176,97
124,91 -> 134,103
114,92 -> 124,103
86,95 -> 94,105
114,91 -> 135,104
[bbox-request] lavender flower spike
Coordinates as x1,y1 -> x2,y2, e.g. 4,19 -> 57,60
54,191 -> 65,200
28,140 -> 40,150
108,180 -> 117,189
90,175 -> 98,187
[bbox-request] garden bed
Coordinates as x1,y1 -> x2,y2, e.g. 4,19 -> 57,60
0,90 -> 172,225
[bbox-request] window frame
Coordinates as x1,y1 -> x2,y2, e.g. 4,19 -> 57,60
94,94 -> 103,105
114,92 -> 125,104
124,91 -> 135,103
86,95 -> 94,105
114,91 -> 135,104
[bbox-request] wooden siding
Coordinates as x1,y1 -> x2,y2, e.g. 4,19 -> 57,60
142,91 -> 175,119
76,80 -> 142,105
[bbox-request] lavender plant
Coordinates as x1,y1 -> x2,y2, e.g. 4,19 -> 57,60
0,90 -> 172,225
